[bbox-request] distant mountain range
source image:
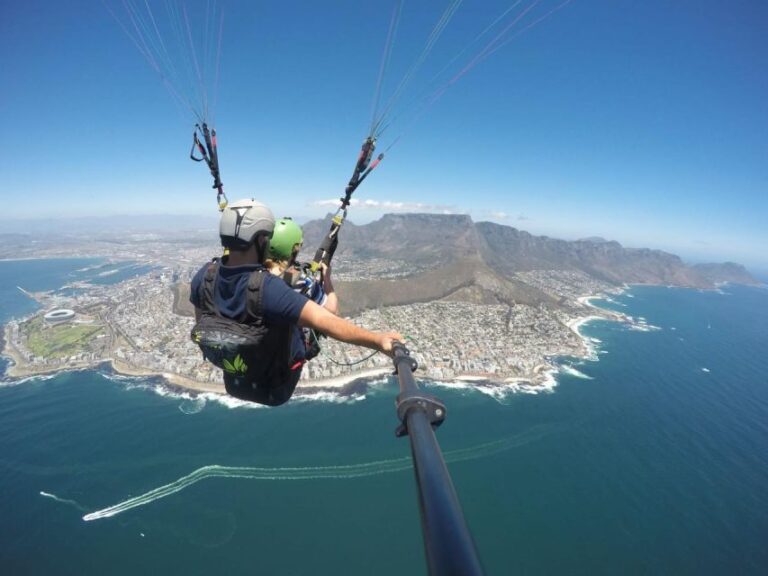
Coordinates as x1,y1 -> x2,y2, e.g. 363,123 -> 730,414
0,214 -> 218,235
302,213 -> 760,315
2,211 -> 759,317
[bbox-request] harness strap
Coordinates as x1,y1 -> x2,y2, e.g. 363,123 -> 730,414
201,259 -> 266,325
245,269 -> 266,324
201,258 -> 220,316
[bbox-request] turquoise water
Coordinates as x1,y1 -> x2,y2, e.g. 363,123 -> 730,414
82,262 -> 156,285
0,258 -> 101,323
1,261 -> 767,574
0,258 -> 155,319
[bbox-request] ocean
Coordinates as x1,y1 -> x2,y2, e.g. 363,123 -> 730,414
1,260 -> 767,575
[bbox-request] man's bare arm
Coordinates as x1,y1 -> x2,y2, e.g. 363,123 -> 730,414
324,292 -> 339,315
298,300 -> 401,354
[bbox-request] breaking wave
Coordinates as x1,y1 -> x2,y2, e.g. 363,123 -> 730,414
178,397 -> 207,414
560,365 -> 593,380
0,373 -> 58,388
292,391 -> 366,404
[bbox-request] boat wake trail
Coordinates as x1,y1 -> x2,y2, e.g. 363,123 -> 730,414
44,425 -> 554,522
82,459 -> 415,521
40,491 -> 89,512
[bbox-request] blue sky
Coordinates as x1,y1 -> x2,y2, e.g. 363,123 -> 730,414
1,1 -> 766,268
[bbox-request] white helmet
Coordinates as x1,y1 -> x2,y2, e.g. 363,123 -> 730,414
219,199 -> 275,249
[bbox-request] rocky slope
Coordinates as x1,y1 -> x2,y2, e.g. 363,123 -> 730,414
301,213 -> 760,314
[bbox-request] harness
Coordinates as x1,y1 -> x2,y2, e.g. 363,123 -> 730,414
284,263 -> 323,361
190,260 -> 299,405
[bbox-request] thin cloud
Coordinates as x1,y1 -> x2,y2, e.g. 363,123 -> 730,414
311,198 -> 458,213
487,211 -> 530,221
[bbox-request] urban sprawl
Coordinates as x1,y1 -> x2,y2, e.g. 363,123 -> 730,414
2,239 -> 631,393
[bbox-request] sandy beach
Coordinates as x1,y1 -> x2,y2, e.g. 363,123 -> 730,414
111,359 -> 392,395
566,314 -> 607,338
299,366 -> 392,389
577,295 -> 601,308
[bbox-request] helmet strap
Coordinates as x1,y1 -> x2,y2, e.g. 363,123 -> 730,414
255,233 -> 270,263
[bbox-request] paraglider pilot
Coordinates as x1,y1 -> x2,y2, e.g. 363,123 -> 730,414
189,199 -> 402,406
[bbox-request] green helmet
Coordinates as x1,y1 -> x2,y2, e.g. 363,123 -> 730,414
268,218 -> 303,261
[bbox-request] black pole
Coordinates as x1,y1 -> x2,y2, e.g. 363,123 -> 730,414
392,344 -> 484,576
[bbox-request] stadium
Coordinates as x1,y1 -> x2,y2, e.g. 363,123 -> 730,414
43,309 -> 76,325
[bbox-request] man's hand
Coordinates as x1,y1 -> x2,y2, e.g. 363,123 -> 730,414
378,332 -> 404,356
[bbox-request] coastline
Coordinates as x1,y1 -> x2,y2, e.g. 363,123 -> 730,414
0,257 -> 55,262
2,287 -> 630,399
567,314 -> 610,339
299,367 -> 392,389
422,295 -> 620,395
1,335 -> 394,398
110,359 -> 393,396
2,341 -> 570,398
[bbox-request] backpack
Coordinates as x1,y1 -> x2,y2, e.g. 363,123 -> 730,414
190,260 -> 296,399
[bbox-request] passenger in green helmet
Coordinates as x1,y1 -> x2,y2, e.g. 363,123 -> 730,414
266,217 -> 339,362
268,218 -> 304,263
267,218 -> 338,315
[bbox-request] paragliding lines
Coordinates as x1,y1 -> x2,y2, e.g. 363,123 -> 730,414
482,0 -> 575,62
211,9 -> 224,126
446,0 -> 543,89
371,0 -> 464,138
181,3 -> 208,121
106,0 -> 228,208
104,0 -> 224,125
369,0 -> 405,138
370,0 -> 577,151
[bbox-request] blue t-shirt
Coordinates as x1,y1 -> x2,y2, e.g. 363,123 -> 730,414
190,261 -> 310,362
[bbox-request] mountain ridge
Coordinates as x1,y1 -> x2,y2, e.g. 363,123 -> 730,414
300,213 -> 759,315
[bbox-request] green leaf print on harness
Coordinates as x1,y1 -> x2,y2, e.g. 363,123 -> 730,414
222,354 -> 248,375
